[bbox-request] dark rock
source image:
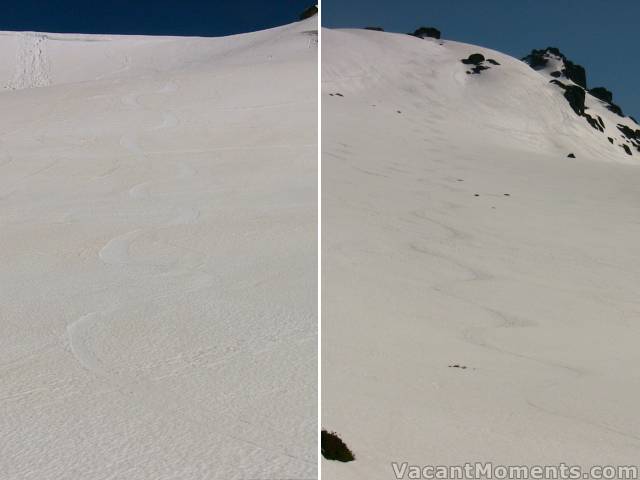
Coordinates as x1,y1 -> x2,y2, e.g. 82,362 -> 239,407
585,113 -> 604,132
630,116 -> 639,125
608,137 -> 614,144
550,79 -> 567,89
622,144 -> 633,155
486,59 -> 500,65
412,26 -> 441,39
523,47 -> 586,88
522,49 -> 549,69
546,47 -> 562,56
617,124 -> 640,141
563,60 -> 586,88
617,125 -> 640,153
365,26 -> 384,31
462,53 -> 485,65
607,103 -> 624,116
567,153 -> 576,158
563,85 -> 586,116
589,87 -> 613,103
298,5 -> 318,20
550,71 -> 562,78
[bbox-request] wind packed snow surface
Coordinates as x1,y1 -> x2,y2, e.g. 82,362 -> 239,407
0,18 -> 317,480
322,28 -> 640,479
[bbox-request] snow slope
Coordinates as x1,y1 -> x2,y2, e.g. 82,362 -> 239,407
0,18 -> 317,480
322,28 -> 640,478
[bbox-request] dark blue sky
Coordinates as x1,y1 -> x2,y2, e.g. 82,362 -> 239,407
0,0 -> 313,37
323,0 -> 639,119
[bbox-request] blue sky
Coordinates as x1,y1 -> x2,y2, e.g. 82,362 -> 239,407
0,0 -> 312,37
323,0 -> 640,119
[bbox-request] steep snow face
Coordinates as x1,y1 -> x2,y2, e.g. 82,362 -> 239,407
323,28 -> 640,478
323,30 -> 639,165
0,18 -> 317,480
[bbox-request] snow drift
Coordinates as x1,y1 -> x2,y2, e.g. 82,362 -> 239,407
0,18 -> 317,480
322,27 -> 640,478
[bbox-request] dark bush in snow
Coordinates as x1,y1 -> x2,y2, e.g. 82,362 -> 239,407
299,5 -> 318,20
411,27 -> 441,39
469,65 -> 489,74
461,53 -> 485,65
589,87 -> 613,103
321,430 -> 355,462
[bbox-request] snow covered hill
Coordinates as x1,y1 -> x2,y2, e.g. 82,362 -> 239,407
322,27 -> 640,478
0,18 -> 316,480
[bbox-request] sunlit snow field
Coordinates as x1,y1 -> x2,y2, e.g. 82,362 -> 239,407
322,27 -> 640,479
0,18 -> 317,480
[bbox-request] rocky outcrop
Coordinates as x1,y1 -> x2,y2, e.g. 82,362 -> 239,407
411,27 -> 441,39
589,87 -> 613,103
585,113 -> 605,132
299,5 -> 318,20
522,47 -> 586,88
617,124 -> 640,152
563,60 -> 586,89
563,85 -> 586,116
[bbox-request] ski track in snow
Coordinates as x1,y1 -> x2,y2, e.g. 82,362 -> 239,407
9,33 -> 52,89
75,80 -> 203,361
323,27 -> 640,476
1,19 -> 317,478
97,228 -> 144,266
66,312 -> 103,372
